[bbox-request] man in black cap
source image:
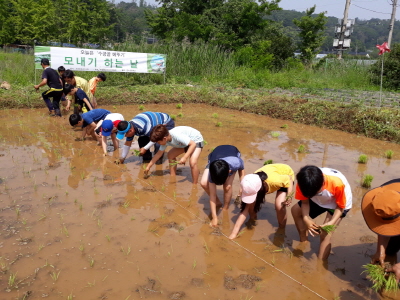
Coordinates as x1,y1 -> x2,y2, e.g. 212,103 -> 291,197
34,58 -> 64,117
362,179 -> 400,283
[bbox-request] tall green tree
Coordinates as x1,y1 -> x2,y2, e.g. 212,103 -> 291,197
145,0 -> 281,50
293,6 -> 327,64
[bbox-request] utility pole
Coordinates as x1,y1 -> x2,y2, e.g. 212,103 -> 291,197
388,0 -> 398,48
337,0 -> 351,59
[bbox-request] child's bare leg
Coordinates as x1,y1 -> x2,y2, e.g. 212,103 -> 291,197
200,170 -> 222,206
275,190 -> 288,229
222,171 -> 236,210
318,215 -> 342,260
291,203 -> 308,242
209,198 -> 219,227
189,147 -> 202,184
167,148 -> 184,177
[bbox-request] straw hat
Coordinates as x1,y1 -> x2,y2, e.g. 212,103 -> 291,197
361,181 -> 400,236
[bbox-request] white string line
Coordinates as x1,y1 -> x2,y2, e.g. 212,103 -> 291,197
59,124 -> 328,300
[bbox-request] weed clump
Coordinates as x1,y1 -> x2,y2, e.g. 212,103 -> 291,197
177,112 -> 183,117
281,124 -> 288,129
176,103 -> 182,109
139,105 -> 144,110
263,160 -> 273,165
358,154 -> 368,164
170,114 -> 176,120
212,113 -> 218,118
361,174 -> 374,188
216,122 -> 222,127
385,150 -> 394,159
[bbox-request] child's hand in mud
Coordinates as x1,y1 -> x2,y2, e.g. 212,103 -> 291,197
209,218 -> 219,228
114,158 -> 124,165
371,251 -> 386,267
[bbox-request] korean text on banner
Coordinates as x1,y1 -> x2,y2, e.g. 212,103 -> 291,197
34,46 -> 166,74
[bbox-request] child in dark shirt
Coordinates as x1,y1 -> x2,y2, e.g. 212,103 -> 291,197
64,85 -> 93,113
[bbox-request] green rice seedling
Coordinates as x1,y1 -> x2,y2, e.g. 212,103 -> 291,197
106,194 -> 112,202
74,199 -> 78,204
148,227 -> 159,236
62,225 -> 69,237
94,188 -> 99,195
216,122 -> 222,127
89,257 -> 95,268
358,154 -> 368,164
130,216 -> 135,221
362,264 -> 386,292
38,214 -> 46,221
386,272 -> 399,293
385,150 -> 394,159
121,200 -> 131,209
192,259 -> 197,270
169,160 -> 179,166
65,190 -> 68,196
50,271 -> 61,281
113,105 -> 117,110
177,112 -> 183,117
121,246 -> 131,256
132,149 -> 140,156
297,145 -> 306,153
21,218 -> 27,225
102,275 -> 108,282
320,225 -> 337,234
263,160 -> 273,165
212,113 -> 219,118
67,293 -> 74,300
237,229 -> 246,237
204,241 -> 210,254
170,114 -> 176,120
271,132 -> 280,138
86,280 -> 95,287
79,242 -> 84,252
80,172 -> 85,180
176,103 -> 182,109
105,235 -> 111,242
139,105 -> 144,110
281,124 -> 288,129
15,207 -> 20,216
97,219 -> 102,229
79,203 -> 83,211
362,174 -> 374,188
8,272 -> 17,288
228,265 -> 232,271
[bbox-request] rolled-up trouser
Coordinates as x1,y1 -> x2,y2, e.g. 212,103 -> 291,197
42,88 -> 63,114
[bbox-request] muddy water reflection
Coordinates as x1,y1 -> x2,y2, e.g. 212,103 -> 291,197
0,105 -> 399,300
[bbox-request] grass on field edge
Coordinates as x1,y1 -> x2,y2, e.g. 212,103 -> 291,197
1,84 -> 400,143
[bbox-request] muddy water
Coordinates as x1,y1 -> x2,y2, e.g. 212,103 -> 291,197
0,104 -> 399,300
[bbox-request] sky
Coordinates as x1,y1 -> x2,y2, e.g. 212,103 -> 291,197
278,0 -> 397,20
140,0 -> 398,20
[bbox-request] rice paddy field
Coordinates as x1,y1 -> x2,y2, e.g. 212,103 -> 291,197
0,103 -> 399,300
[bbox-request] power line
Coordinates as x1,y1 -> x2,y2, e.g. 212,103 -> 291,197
353,3 -> 391,14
